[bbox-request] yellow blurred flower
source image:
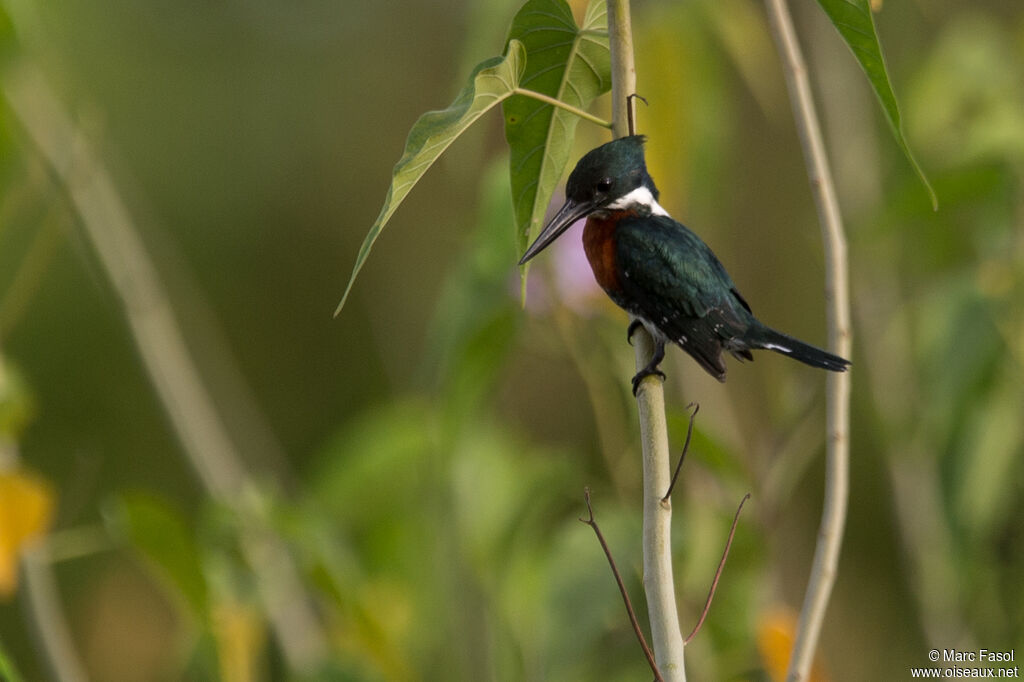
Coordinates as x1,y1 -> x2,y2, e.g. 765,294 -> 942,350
212,600 -> 266,682
757,605 -> 830,682
0,468 -> 55,598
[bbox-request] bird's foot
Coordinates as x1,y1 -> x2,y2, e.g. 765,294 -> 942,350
630,337 -> 667,396
631,366 -> 666,396
626,319 -> 644,345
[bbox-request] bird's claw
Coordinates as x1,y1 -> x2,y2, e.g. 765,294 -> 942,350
631,368 -> 666,396
627,319 -> 643,345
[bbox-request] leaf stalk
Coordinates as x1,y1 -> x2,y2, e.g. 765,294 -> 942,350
512,87 -> 613,129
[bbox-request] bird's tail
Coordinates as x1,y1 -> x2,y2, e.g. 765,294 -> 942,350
749,325 -> 850,372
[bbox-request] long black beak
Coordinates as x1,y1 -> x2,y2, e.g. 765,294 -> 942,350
518,198 -> 597,265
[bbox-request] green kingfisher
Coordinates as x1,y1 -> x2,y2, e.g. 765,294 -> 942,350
519,135 -> 850,394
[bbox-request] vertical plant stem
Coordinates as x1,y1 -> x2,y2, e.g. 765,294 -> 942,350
2,346 -> 85,679
607,2 -> 687,680
3,64 -> 329,673
2,344 -> 87,682
607,0 -> 637,142
21,545 -> 88,682
763,2 -> 852,680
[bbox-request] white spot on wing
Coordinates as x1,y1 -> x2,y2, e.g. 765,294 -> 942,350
637,317 -> 670,345
762,343 -> 791,353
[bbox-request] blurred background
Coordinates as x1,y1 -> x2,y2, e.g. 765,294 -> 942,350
0,0 -> 1022,680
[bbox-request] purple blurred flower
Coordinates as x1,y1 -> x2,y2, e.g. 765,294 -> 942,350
516,192 -> 603,315
551,220 -> 603,314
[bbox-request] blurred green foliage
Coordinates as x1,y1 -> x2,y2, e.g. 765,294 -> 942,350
0,637 -> 24,682
0,0 -> 1021,681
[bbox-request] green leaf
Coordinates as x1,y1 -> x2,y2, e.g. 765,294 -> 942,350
816,0 -> 936,208
504,0 -> 611,270
336,40 -> 527,315
953,377 -> 1023,538
105,492 -> 209,619
0,637 -> 24,682
0,356 -> 34,439
0,5 -> 14,55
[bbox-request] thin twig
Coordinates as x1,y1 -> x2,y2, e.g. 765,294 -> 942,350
20,543 -> 88,682
580,488 -> 664,682
763,2 -> 852,680
685,494 -> 750,644
663,403 -> 699,502
626,93 -> 648,137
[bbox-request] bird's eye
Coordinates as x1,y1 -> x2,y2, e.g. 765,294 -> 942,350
596,178 -> 613,193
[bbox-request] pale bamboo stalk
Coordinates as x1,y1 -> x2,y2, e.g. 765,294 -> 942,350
3,64 -> 329,673
2,344 -> 87,682
21,545 -> 89,682
608,1 -> 687,679
762,2 -> 853,680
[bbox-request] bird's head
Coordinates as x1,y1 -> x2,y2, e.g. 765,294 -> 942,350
519,135 -> 658,265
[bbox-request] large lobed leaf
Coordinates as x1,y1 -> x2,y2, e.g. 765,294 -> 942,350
504,0 -> 611,264
336,40 -> 527,315
816,0 -> 936,207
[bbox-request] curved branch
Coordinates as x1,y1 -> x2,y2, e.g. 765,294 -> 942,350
3,64 -> 330,673
763,2 -> 853,680
580,489 -> 664,682
685,494 -> 750,644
